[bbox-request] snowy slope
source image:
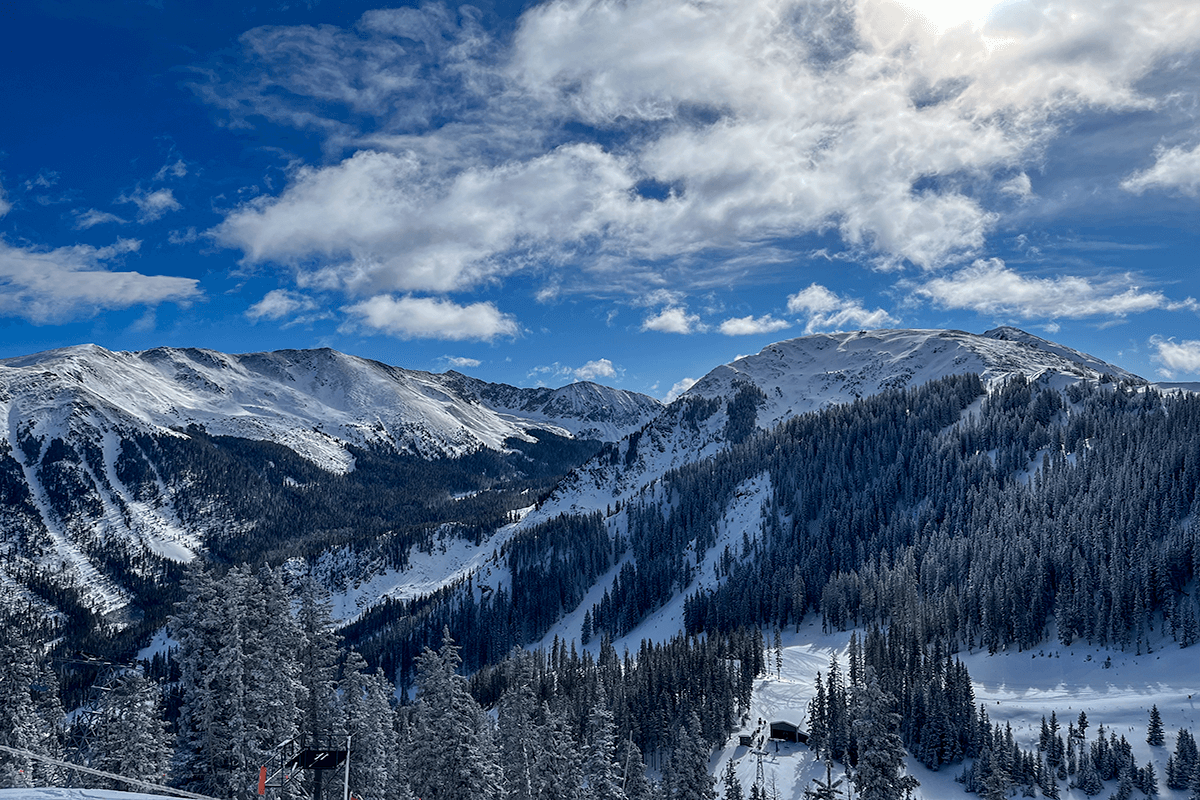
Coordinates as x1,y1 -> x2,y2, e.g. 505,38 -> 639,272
687,327 -> 1139,429
0,345 -> 660,472
0,344 -> 659,623
536,328 -> 1141,515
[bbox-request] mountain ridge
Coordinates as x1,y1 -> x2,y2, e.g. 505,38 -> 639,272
533,326 -> 1142,519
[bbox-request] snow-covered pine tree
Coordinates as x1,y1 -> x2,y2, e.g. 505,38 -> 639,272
172,563 -> 229,794
341,652 -> 401,800
408,629 -> 502,800
617,733 -> 653,800
849,670 -> 917,800
89,670 -> 172,789
1148,705 -> 1165,747
662,713 -> 716,800
720,759 -> 743,800
297,574 -> 345,748
248,565 -> 304,778
1167,729 -> 1198,790
535,704 -> 582,800
0,623 -> 64,788
498,656 -> 541,800
583,689 -> 623,800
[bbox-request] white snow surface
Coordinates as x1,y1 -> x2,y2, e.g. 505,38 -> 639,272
689,327 -> 1139,430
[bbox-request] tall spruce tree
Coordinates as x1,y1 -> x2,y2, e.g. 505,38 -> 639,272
1148,706 -> 1165,747
663,713 -> 717,800
408,629 -> 502,800
0,624 -> 63,788
89,670 -> 172,789
849,670 -> 917,800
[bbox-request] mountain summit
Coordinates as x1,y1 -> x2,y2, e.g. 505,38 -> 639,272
541,327 -> 1141,513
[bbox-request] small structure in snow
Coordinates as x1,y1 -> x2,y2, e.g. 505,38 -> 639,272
768,720 -> 807,744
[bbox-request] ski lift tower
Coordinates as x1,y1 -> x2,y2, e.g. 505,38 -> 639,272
258,736 -> 352,800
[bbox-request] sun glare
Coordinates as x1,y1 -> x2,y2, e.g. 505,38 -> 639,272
894,0 -> 1009,33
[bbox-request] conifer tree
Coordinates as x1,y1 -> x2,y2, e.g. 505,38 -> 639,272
617,735 -> 653,800
849,670 -> 917,800
663,713 -> 717,800
721,759 -> 744,800
0,624 -> 63,788
408,629 -> 502,800
341,653 -> 400,800
498,657 -> 541,800
1148,705 -> 1165,747
583,690 -> 623,800
89,670 -> 172,789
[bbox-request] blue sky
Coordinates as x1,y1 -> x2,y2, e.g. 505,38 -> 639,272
3,0 -> 1200,399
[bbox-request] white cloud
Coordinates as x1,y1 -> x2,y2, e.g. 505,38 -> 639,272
246,289 -> 321,322
342,294 -> 519,341
0,183 -> 10,218
1122,144 -> 1200,196
662,377 -> 697,403
119,188 -> 182,223
573,358 -> 617,381
445,356 -> 482,369
641,306 -> 704,334
201,0 -> 1200,302
0,238 -> 200,323
1151,336 -> 1200,378
74,209 -> 128,229
1000,173 -> 1034,201
718,314 -> 791,336
155,159 -> 188,181
216,145 -> 638,296
787,284 -> 897,333
915,259 -> 1198,319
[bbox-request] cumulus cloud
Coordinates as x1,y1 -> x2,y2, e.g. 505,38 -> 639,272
246,289 -> 323,323
445,356 -> 482,368
0,183 -> 10,218
718,314 -> 791,336
119,188 -> 182,223
641,306 -> 704,334
1122,144 -> 1200,196
342,294 -> 519,341
529,358 -> 622,383
1150,336 -> 1200,378
573,358 -> 617,381
0,238 -> 201,323
662,377 -> 697,403
787,284 -> 897,333
915,259 -> 1198,319
195,0 -> 1200,322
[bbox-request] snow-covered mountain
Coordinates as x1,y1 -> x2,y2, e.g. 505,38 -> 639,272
0,328 -> 1144,644
0,344 -> 660,621
537,327 -> 1141,515
0,344 -> 661,472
